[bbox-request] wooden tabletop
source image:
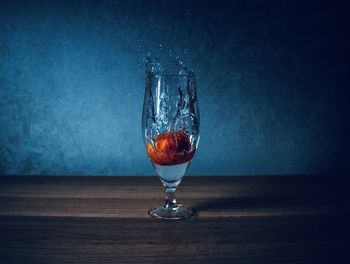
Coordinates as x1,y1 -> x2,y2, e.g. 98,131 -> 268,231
0,176 -> 347,263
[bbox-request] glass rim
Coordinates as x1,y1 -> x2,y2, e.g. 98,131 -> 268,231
151,74 -> 192,78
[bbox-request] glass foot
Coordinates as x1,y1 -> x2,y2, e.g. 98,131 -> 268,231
148,205 -> 194,220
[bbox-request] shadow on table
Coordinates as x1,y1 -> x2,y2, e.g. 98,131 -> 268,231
191,195 -> 331,216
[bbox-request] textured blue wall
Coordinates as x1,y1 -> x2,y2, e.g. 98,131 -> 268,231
0,0 -> 348,175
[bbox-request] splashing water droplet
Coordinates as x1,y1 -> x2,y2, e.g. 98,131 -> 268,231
145,53 -> 192,77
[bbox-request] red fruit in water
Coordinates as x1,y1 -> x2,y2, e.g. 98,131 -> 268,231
146,131 -> 194,165
175,131 -> 191,153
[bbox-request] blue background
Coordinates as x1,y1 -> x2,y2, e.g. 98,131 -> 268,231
0,0 -> 348,175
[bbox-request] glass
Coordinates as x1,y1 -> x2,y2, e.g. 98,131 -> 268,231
142,58 -> 200,220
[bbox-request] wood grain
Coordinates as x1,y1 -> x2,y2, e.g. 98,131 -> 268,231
0,176 -> 347,263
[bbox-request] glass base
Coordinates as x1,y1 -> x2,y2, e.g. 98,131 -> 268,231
148,205 -> 194,220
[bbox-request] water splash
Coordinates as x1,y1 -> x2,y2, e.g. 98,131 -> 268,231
143,53 -> 199,149
144,53 -> 192,77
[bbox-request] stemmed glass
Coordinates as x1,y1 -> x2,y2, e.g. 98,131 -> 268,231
142,57 -> 200,220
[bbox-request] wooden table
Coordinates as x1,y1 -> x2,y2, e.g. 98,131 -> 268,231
0,176 -> 347,263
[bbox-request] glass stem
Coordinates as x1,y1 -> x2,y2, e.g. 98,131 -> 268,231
165,187 -> 178,209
